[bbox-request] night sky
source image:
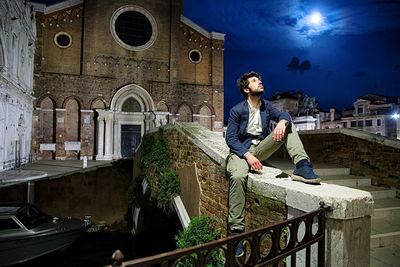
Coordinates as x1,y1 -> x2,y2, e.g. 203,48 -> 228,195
34,0 -> 400,118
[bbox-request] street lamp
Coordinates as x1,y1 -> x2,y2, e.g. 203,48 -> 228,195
392,113 -> 400,140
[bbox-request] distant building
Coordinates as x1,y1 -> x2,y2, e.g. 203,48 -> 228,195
268,91 -> 319,130
31,0 -> 225,160
268,91 -> 302,117
269,91 -> 399,139
340,94 -> 399,138
319,108 -> 342,129
0,0 -> 36,170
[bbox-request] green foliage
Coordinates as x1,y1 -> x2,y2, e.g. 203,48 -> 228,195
152,169 -> 180,212
175,215 -> 223,267
132,128 -> 180,213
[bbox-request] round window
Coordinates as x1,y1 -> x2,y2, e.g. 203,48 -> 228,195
54,32 -> 72,48
110,6 -> 157,51
189,49 -> 202,64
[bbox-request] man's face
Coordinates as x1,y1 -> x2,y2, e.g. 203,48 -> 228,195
246,76 -> 264,97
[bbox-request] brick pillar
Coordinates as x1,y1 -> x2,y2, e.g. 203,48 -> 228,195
55,108 -> 66,160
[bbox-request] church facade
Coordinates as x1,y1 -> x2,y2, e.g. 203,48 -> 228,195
31,0 -> 224,160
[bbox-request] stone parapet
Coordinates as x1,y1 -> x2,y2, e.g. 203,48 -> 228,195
172,122 -> 374,267
249,169 -> 374,219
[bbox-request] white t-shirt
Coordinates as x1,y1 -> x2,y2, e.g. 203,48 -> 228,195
246,101 -> 263,139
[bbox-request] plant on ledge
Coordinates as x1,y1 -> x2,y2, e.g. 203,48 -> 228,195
175,215 -> 223,267
133,128 -> 180,213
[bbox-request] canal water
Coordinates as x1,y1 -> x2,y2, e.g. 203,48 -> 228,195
14,207 -> 182,267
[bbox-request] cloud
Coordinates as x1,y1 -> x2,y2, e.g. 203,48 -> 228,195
287,57 -> 312,73
184,0 -> 400,50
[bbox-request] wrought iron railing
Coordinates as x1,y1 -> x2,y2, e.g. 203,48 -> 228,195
110,202 -> 330,267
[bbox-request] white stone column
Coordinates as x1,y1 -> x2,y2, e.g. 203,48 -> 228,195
96,118 -> 104,160
103,114 -> 113,160
154,111 -> 169,127
113,118 -> 121,159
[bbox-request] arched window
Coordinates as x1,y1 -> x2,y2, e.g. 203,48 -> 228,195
121,97 -> 141,112
178,104 -> 192,122
199,105 -> 212,129
65,99 -> 80,141
156,101 -> 169,112
110,6 -> 157,51
40,97 -> 55,143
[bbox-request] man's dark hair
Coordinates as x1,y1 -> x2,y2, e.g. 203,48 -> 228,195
237,71 -> 261,99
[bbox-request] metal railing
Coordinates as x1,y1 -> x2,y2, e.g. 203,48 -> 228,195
110,202 -> 330,267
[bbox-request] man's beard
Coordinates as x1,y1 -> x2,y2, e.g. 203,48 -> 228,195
249,89 -> 264,97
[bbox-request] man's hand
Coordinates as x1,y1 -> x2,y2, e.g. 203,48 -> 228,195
273,120 -> 288,142
244,152 -> 263,171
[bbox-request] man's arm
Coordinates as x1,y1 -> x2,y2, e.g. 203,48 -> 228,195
225,107 -> 248,157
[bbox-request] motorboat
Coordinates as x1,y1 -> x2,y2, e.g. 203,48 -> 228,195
0,202 -> 92,266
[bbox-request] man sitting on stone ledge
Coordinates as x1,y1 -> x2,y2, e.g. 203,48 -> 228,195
225,71 -> 320,256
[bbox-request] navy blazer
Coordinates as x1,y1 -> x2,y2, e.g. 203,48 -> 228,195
225,99 -> 292,157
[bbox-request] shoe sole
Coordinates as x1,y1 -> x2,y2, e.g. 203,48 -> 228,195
291,174 -> 321,184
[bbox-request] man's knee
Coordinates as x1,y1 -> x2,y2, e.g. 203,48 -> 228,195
229,170 -> 247,185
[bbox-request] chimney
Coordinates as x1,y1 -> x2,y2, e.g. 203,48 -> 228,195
330,108 -> 335,122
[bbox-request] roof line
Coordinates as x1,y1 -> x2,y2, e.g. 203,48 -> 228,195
32,0 -> 83,14
180,15 -> 225,40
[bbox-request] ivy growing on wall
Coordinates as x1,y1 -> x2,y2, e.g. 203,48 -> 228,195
128,128 -> 180,213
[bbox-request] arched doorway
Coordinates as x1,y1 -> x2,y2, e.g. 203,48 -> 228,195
95,84 -> 155,160
120,97 -> 142,158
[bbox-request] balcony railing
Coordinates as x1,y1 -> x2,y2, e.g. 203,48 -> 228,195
110,202 -> 330,267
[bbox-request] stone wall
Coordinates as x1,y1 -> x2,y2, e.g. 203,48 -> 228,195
159,123 -> 286,235
162,125 -> 230,234
272,128 -> 400,189
0,163 -> 132,230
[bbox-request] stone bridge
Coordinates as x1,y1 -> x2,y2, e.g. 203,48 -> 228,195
139,122 -> 397,267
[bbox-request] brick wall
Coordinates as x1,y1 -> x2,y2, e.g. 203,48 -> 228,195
161,125 -> 286,235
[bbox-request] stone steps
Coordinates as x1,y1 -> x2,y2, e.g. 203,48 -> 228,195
373,198 -> 400,219
322,174 -> 372,187
267,159 -> 400,253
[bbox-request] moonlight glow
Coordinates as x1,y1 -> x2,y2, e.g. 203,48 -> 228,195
310,12 -> 323,25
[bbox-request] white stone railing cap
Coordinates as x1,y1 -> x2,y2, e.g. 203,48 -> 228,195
248,167 -> 374,220
172,123 -> 374,220
174,122 -> 229,165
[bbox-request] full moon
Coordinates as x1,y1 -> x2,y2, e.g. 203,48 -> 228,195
310,12 -> 323,25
